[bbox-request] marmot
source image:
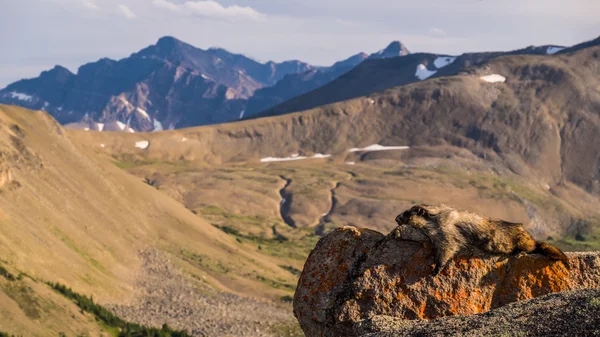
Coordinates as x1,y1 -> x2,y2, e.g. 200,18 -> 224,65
395,204 -> 570,275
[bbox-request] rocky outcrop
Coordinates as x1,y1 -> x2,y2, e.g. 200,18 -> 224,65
360,289 -> 600,336
293,226 -> 600,337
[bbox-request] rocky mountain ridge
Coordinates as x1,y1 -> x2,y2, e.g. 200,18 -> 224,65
0,37 -> 401,132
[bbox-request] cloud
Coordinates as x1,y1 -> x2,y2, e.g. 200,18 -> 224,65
429,27 -> 447,37
117,4 -> 138,19
81,0 -> 98,10
153,0 -> 265,21
152,0 -> 181,12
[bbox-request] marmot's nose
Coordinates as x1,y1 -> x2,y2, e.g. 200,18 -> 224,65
395,212 -> 405,225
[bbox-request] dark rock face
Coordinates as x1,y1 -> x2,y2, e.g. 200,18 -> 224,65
0,37 -> 402,132
293,226 -> 600,337
0,36 -> 316,131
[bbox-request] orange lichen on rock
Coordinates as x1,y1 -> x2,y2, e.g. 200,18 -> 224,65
293,225 -> 600,337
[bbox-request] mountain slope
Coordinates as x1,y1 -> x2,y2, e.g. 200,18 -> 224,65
251,42 -> 579,119
0,104 -> 304,336
244,52 -> 370,116
73,41 -> 600,218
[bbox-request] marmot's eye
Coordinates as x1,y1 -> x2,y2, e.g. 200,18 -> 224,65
416,208 -> 426,217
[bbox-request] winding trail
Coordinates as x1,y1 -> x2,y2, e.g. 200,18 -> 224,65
278,176 -> 296,228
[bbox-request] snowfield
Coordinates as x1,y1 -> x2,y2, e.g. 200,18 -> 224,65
9,92 -> 33,102
434,56 -> 456,69
415,64 -> 437,80
153,120 -> 163,132
547,46 -> 565,55
260,153 -> 331,163
349,144 -> 410,152
116,121 -> 126,131
480,74 -> 506,83
135,141 -> 149,149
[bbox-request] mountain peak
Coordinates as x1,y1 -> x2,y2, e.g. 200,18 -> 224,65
369,41 -> 410,59
156,36 -> 184,47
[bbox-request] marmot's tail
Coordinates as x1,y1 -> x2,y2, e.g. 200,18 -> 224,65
532,242 -> 570,270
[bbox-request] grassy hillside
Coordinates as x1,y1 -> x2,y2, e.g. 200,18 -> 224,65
0,105 -> 302,336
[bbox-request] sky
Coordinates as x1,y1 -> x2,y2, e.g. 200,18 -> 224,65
0,0 -> 599,88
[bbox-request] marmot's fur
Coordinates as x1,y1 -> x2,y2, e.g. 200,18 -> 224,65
395,204 -> 570,275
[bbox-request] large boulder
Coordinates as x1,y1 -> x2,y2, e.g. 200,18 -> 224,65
293,226 -> 600,337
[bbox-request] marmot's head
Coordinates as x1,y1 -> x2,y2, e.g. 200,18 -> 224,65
395,204 -> 451,228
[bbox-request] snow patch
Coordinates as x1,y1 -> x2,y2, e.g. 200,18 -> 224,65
9,92 -> 33,101
434,56 -> 456,69
84,127 -> 90,131
345,162 -> 356,165
480,74 -> 506,83
239,110 -> 245,119
260,153 -> 332,163
100,144 -> 105,148
57,106 -> 63,112
136,107 -> 150,121
368,99 -> 375,105
42,102 -> 49,110
348,144 -> 410,152
201,73 -> 209,79
96,123 -> 105,132
168,123 -> 175,131
181,137 -> 188,142
546,46 -> 565,55
415,64 -> 437,80
135,141 -> 149,149
153,119 -> 163,132
116,121 -> 126,131
127,128 -> 135,133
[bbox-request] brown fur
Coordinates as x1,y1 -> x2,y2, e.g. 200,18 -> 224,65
395,204 -> 570,275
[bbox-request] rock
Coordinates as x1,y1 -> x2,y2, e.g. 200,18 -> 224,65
293,226 -> 600,337
362,289 -> 600,336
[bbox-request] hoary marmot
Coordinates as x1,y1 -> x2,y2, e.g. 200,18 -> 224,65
395,204 -> 570,275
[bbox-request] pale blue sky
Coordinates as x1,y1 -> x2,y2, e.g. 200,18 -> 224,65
1,0 -> 599,88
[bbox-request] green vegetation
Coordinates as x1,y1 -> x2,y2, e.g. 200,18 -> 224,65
279,265 -> 301,276
0,332 -> 20,337
48,282 -> 192,337
178,249 -> 232,275
3,284 -> 41,319
214,224 -> 320,261
0,265 -> 16,281
201,206 -> 273,228
255,275 -> 295,291
280,295 -> 294,303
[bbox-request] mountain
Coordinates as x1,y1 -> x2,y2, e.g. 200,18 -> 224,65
368,40 -> 411,59
75,37 -> 600,225
244,52 -> 370,116
0,36 -> 316,132
0,37 -> 411,132
250,43 -> 576,120
243,42 -> 413,117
